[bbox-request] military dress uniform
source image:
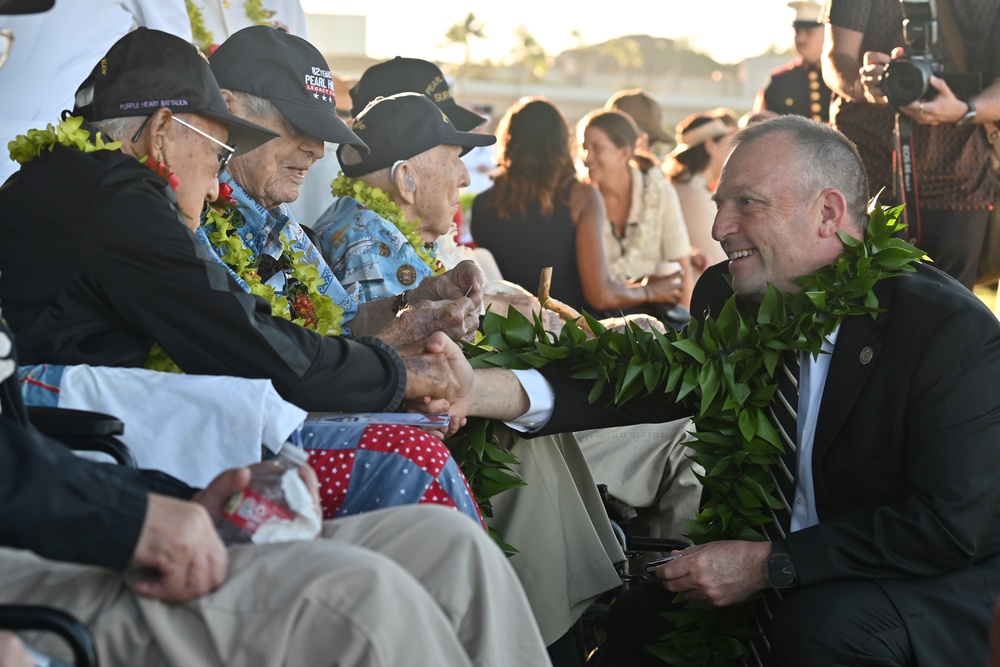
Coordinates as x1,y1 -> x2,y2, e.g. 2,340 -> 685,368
759,58 -> 832,123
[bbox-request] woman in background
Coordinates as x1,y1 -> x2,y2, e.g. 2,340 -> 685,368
472,97 -> 682,319
577,110 -> 693,324
666,110 -> 737,278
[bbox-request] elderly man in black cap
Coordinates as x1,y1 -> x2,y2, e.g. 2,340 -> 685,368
0,27 -> 550,667
201,26 -> 483,349
753,1 -> 832,123
312,93 -> 494,301
0,24 -> 474,417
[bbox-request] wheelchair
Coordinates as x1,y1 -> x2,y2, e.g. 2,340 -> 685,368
1,407 -> 134,667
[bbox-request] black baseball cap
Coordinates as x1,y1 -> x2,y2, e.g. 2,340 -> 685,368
350,57 -> 486,131
210,26 -> 367,151
72,28 -> 277,155
339,93 -> 495,178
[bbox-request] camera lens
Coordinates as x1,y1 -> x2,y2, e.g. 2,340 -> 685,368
883,59 -> 930,107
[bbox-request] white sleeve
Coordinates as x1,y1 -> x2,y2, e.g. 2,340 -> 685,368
504,369 -> 555,433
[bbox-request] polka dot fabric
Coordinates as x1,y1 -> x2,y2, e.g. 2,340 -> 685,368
299,422 -> 482,527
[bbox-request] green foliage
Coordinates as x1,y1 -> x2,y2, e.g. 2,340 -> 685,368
453,206 -> 923,661
8,116 -> 120,165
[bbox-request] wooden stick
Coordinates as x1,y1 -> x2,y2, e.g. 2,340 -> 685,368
537,267 -> 594,336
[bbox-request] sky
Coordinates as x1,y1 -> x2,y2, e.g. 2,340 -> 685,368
299,0 -> 802,65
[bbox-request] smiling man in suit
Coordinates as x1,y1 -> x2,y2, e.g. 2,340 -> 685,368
589,114 -> 1000,665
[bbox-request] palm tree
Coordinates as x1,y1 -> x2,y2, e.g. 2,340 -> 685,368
444,12 -> 485,89
510,25 -> 548,82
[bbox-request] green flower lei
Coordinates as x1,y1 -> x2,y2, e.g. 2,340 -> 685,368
460,205 -> 925,660
147,198 -> 346,373
185,0 -> 278,53
330,172 -> 448,276
8,116 -> 120,165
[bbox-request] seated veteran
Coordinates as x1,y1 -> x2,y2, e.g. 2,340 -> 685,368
313,92 -> 494,301
0,309 -> 550,667
0,27 -> 487,481
203,26 -> 482,350
2,27 -> 483,524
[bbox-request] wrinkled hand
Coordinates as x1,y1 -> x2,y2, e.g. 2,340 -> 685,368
381,297 -> 478,346
409,260 -> 484,311
127,493 -> 229,601
860,50 -> 892,104
400,331 -> 473,408
192,467 -> 251,521
650,540 -> 771,607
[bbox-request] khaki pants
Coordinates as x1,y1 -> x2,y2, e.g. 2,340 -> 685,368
489,432 -> 625,645
576,418 -> 701,544
0,505 -> 550,667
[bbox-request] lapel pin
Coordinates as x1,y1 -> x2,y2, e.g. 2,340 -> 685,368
859,346 -> 874,365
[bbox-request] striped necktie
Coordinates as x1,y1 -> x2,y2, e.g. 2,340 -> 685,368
745,351 -> 801,667
766,351 -> 800,538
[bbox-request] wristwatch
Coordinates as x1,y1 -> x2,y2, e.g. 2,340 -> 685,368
765,540 -> 798,589
956,99 -> 978,126
391,290 -> 410,314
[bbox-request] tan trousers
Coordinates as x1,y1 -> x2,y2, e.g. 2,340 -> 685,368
0,505 -> 551,667
489,431 -> 625,645
576,418 -> 701,544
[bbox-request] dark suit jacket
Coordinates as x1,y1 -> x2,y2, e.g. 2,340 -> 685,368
543,261 -> 1000,665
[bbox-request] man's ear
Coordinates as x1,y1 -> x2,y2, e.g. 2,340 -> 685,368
140,107 -> 174,156
817,188 -> 849,239
393,162 -> 417,204
219,89 -> 235,111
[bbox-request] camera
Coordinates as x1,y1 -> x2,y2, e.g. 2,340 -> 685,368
882,53 -> 944,107
881,0 -> 980,107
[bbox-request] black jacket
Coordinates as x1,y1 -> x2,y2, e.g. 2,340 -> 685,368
543,261 -> 1000,664
0,316 -> 196,570
0,144 -> 404,412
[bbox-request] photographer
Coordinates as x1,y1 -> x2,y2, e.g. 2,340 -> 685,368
821,0 -> 1000,288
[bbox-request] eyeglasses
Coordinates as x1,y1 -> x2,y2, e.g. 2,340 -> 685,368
131,114 -> 237,175
0,29 -> 13,71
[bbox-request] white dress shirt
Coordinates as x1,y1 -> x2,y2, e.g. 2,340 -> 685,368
790,326 -> 840,531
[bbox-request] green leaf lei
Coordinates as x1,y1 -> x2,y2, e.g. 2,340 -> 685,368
330,172 -> 448,276
147,198 -> 346,373
458,205 -> 925,661
8,116 -> 120,165
185,0 -> 278,53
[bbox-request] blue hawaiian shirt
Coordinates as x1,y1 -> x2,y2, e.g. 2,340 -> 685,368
196,172 -> 363,333
312,196 -> 437,301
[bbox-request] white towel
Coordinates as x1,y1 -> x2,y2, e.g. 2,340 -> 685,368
59,366 -> 306,487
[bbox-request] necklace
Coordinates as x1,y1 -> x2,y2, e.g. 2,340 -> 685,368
186,0 -> 279,54
330,172 -> 447,276
147,189 -> 346,373
8,116 -> 120,165
458,204 -> 925,661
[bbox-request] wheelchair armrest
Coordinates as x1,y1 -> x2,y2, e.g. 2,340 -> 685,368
27,407 -> 123,437
28,407 -> 136,468
0,605 -> 98,667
